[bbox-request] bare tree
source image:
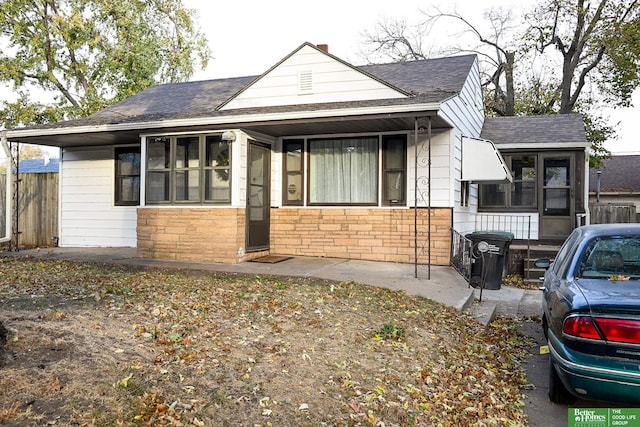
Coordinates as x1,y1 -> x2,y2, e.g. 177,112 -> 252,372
361,6 -> 521,116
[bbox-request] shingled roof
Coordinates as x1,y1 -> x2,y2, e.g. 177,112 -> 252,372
589,155 -> 640,192
481,114 -> 587,144
18,50 -> 477,131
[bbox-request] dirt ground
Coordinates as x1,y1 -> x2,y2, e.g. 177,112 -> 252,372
0,257 -> 534,426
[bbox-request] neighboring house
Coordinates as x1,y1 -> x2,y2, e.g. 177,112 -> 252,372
589,155 -> 640,222
16,157 -> 60,174
1,42 -> 589,265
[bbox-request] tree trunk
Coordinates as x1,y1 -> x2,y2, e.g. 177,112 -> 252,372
504,51 -> 516,116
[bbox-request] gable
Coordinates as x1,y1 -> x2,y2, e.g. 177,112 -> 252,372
220,43 -> 409,111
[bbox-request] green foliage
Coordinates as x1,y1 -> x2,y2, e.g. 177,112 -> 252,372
524,0 -> 640,113
373,323 -> 406,341
581,110 -> 614,169
0,0 -> 211,128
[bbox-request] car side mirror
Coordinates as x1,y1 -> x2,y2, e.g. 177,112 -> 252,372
535,258 -> 551,269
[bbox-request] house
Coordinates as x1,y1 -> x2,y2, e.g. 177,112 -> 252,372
1,42 -> 589,267
589,155 -> 640,222
16,157 -> 60,174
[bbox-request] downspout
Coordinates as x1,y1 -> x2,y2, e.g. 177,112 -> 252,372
1,134 -> 12,243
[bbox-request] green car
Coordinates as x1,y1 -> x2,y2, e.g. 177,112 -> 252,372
537,224 -> 640,404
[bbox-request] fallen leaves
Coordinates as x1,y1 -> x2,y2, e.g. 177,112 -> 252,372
0,257 -> 533,426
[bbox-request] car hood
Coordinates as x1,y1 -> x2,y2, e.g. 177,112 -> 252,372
575,278 -> 640,314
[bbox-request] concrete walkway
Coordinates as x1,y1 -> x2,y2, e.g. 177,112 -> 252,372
2,247 -> 542,323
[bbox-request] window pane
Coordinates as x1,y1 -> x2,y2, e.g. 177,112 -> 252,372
544,188 -> 570,215
206,137 -> 229,167
205,170 -> 230,202
117,152 -> 140,175
480,183 -> 507,206
384,141 -> 404,169
285,143 -> 303,170
175,170 -> 200,201
285,172 -> 302,202
146,171 -> 170,202
384,171 -> 403,202
176,136 -> 199,168
118,177 -> 140,203
512,181 -> 536,206
147,137 -> 170,169
512,156 -> 536,181
382,135 -> 406,205
115,147 -> 141,206
283,140 -> 304,205
545,161 -> 569,186
309,137 -> 378,204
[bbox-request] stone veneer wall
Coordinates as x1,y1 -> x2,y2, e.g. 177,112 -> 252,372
137,208 -> 253,263
137,207 -> 452,265
271,208 -> 452,265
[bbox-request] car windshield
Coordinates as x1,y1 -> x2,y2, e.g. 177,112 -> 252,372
576,236 -> 640,279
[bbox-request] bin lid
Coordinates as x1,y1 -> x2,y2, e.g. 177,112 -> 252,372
466,231 -> 514,241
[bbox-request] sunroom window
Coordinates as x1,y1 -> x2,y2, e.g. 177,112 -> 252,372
479,154 -> 536,210
145,134 -> 231,204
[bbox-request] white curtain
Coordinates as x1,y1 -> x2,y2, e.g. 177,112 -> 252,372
309,137 -> 378,204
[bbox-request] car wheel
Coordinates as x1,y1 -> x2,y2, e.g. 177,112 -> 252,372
548,358 -> 576,404
542,316 -> 549,340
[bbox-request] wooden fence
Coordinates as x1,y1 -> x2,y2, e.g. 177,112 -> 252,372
0,173 -> 59,248
589,203 -> 638,224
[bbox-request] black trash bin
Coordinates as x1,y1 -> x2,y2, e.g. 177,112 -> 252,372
466,231 -> 514,290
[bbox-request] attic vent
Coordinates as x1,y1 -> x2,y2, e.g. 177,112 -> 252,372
298,70 -> 313,94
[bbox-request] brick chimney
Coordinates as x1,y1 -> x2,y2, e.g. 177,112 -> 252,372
317,44 -> 329,53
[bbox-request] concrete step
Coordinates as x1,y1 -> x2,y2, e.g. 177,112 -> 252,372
466,300 -> 498,326
465,286 -> 543,326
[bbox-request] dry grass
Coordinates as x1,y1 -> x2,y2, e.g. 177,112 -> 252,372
0,257 -> 533,426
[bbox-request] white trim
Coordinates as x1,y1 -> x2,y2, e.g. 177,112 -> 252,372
5,103 -> 442,139
496,141 -> 590,149
140,136 -> 147,207
1,135 -> 12,243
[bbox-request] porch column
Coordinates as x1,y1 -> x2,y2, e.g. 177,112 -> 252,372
0,134 -> 12,243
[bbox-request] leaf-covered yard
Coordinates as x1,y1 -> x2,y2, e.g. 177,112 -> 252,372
0,257 -> 533,426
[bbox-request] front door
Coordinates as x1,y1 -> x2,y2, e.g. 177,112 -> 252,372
540,154 -> 574,241
246,141 -> 270,251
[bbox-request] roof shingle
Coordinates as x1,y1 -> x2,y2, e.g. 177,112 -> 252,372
481,115 -> 586,144
17,53 -> 477,131
589,155 -> 640,192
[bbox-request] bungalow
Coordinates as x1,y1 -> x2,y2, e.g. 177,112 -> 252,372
1,42 -> 589,268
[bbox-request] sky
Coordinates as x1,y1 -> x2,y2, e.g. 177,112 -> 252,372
183,0 -> 639,155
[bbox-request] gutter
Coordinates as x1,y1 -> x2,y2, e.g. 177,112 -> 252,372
5,102 -> 442,140
495,141 -> 591,149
